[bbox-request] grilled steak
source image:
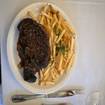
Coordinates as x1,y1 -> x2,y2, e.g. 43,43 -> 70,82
17,18 -> 51,82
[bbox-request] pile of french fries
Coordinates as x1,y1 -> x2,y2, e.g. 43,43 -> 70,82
27,4 -> 76,86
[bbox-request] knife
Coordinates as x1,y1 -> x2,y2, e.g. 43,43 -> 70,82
12,88 -> 83,103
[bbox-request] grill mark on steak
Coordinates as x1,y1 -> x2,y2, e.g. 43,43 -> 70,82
17,18 -> 51,82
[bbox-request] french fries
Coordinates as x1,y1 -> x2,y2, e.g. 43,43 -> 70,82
56,29 -> 66,43
27,4 -> 76,86
41,12 -> 52,19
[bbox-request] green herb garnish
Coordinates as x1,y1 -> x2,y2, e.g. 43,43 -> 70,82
56,42 -> 66,55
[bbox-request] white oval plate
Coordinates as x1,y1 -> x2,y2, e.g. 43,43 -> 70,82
7,2 -> 77,94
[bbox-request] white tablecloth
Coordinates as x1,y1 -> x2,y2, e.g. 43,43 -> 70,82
1,0 -> 105,105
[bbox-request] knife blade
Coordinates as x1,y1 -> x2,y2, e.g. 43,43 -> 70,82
47,88 -> 83,98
